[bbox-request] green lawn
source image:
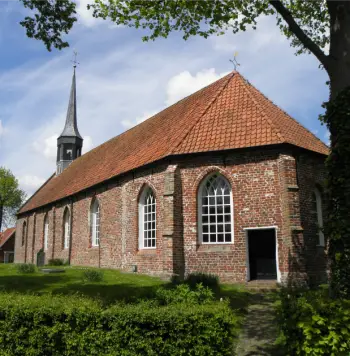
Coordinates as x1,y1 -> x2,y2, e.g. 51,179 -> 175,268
0,264 -> 165,304
0,264 -> 250,310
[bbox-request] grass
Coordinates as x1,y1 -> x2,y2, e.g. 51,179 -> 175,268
0,264 -> 165,304
0,264 -> 252,311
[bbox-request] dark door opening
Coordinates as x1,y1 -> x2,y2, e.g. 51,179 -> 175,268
248,229 -> 277,280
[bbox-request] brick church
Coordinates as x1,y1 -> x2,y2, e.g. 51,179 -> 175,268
15,69 -> 329,284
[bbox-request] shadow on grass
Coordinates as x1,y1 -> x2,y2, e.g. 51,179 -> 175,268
0,273 -> 167,304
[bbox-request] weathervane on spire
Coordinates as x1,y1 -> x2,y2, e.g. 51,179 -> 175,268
71,50 -> 79,69
229,52 -> 240,71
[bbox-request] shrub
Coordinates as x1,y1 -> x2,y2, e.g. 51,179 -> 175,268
277,287 -> 350,355
82,269 -> 104,282
184,272 -> 220,290
47,258 -> 65,266
16,263 -> 36,274
155,283 -> 214,305
0,293 -> 238,356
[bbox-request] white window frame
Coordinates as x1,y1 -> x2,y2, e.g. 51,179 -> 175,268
91,199 -> 100,247
138,187 -> 156,249
198,173 -> 234,244
44,215 -> 49,251
63,208 -> 70,249
314,188 -> 325,246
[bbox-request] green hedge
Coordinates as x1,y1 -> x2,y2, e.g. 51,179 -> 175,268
0,293 -> 237,356
277,288 -> 350,356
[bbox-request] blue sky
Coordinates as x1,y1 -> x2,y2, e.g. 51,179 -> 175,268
0,1 -> 329,198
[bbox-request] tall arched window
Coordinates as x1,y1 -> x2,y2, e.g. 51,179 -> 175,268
198,173 -> 233,244
63,208 -> 70,249
22,221 -> 27,246
90,199 -> 100,247
44,214 -> 49,251
312,188 -> 324,246
139,187 -> 156,249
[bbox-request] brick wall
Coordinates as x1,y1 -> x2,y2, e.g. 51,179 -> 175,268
14,147 -> 328,284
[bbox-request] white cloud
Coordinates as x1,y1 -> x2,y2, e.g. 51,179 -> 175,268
19,175 -> 46,196
82,135 -> 94,153
32,134 -> 58,160
76,0 -> 99,27
166,68 -> 229,106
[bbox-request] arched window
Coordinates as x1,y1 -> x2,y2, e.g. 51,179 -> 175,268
312,188 -> 324,246
44,214 -> 49,251
90,199 -> 100,247
139,187 -> 156,249
198,173 -> 233,244
63,208 -> 70,249
22,221 -> 27,246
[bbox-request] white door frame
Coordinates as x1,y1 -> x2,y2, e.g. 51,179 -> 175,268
244,226 -> 281,282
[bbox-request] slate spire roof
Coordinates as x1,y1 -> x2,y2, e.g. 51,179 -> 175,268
19,71 -> 328,214
58,67 -> 82,140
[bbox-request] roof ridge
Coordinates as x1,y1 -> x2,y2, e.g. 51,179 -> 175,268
237,73 -> 285,142
251,84 -> 329,150
169,72 -> 235,155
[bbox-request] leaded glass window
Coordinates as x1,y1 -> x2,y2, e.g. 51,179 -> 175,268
199,173 -> 233,244
63,208 -> 70,249
44,214 -> 49,251
91,199 -> 100,247
139,187 -> 156,249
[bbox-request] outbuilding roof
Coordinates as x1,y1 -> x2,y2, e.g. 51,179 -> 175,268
19,71 -> 328,214
0,228 -> 15,248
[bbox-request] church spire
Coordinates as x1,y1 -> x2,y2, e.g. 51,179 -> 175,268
58,67 -> 82,140
56,63 -> 83,175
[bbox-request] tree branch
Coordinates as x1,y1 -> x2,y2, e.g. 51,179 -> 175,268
269,0 -> 329,69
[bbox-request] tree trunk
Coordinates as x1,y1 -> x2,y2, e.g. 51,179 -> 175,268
328,1 -> 350,99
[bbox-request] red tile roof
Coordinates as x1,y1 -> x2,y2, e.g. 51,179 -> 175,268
19,71 -> 328,214
0,228 -> 15,248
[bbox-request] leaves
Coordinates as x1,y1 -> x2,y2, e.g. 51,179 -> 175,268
0,292 -> 238,355
0,167 -> 26,231
19,0 -> 77,51
17,0 -> 333,73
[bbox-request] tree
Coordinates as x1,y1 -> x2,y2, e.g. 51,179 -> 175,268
0,167 -> 26,232
18,1 -> 350,297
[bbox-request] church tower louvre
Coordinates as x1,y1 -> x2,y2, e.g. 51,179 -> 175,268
56,66 -> 83,175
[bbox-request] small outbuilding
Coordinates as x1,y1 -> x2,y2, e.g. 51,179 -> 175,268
0,228 -> 15,263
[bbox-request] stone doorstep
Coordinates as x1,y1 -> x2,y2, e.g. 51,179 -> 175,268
245,280 -> 279,291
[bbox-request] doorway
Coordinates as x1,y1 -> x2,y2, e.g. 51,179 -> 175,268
247,228 -> 277,280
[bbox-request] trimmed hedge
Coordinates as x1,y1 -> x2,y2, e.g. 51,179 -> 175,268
277,288 -> 350,355
0,293 -> 238,356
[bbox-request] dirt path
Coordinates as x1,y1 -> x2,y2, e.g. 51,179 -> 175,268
235,293 -> 284,356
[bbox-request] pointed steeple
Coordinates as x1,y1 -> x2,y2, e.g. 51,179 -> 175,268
56,66 -> 83,175
58,67 -> 82,140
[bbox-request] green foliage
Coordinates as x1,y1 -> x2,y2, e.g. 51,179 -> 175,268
82,269 -> 104,282
0,167 -> 26,231
155,283 -> 214,305
320,86 -> 350,298
47,258 -> 65,266
184,272 -> 220,290
19,0 -> 77,51
0,292 -> 238,356
16,263 -> 36,274
277,287 -> 350,355
90,0 -> 329,58
17,0 -> 332,65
